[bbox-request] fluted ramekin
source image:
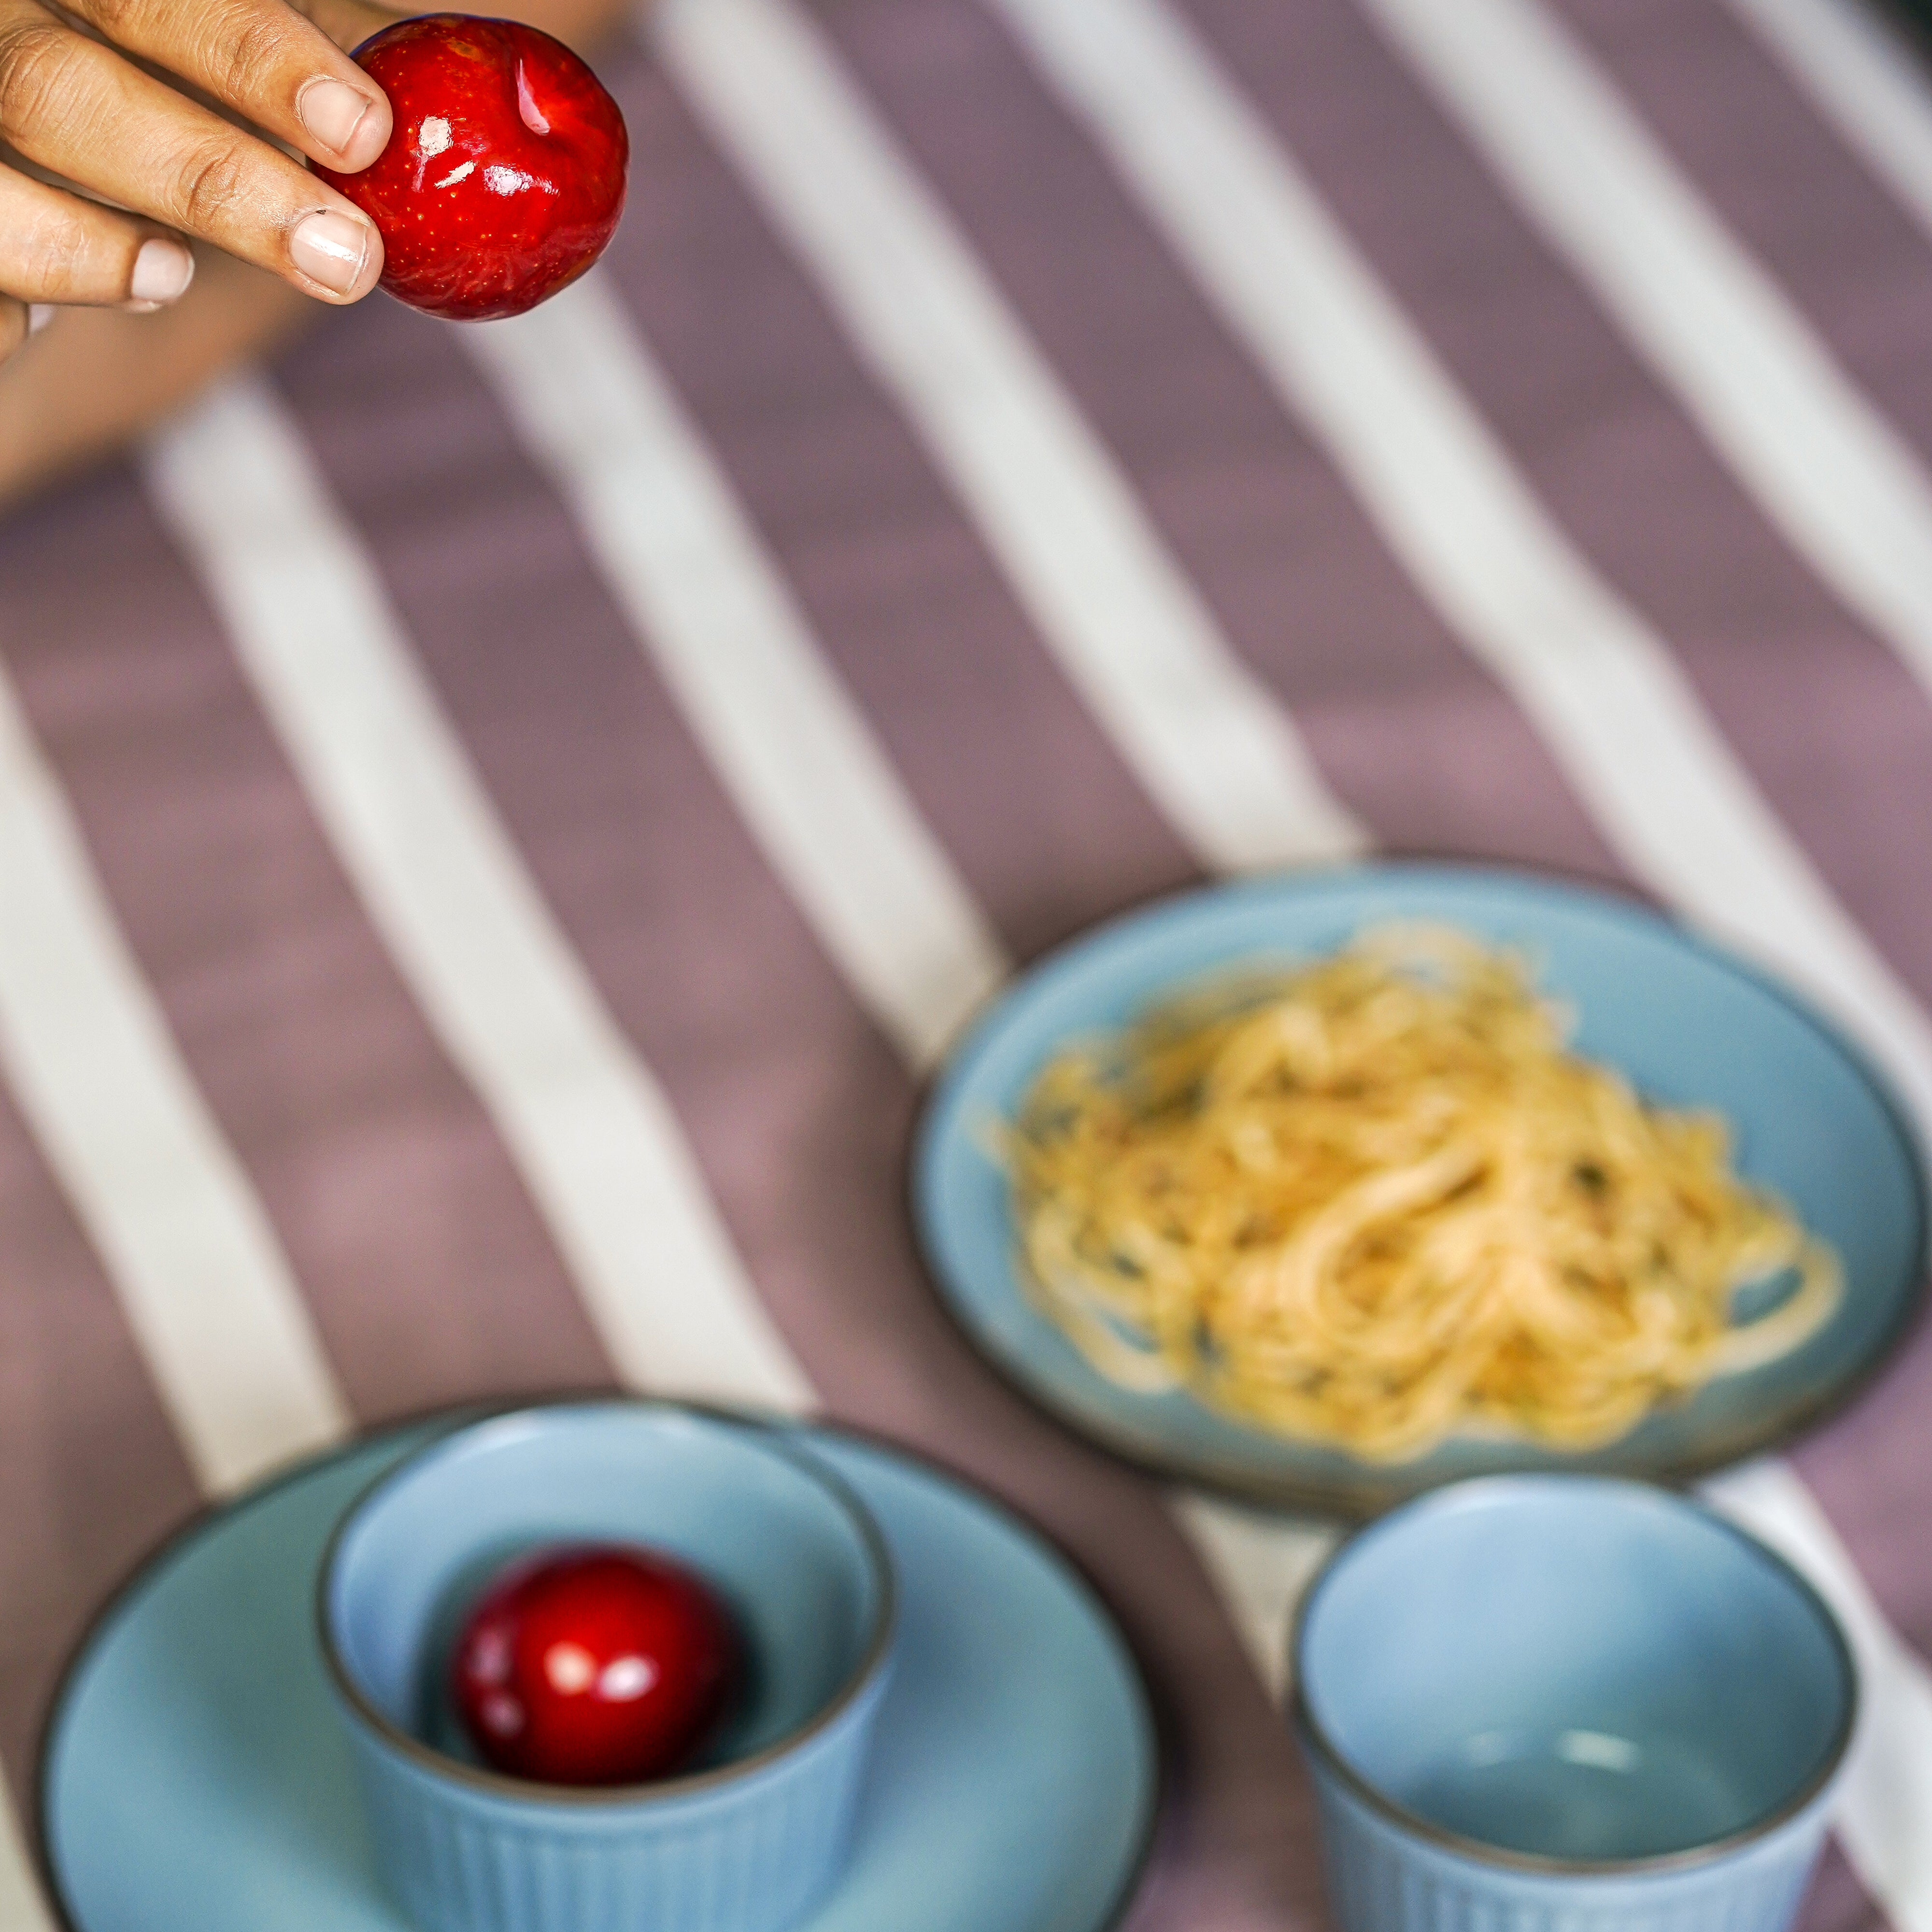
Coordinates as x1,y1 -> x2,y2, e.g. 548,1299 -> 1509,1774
319,1401 -> 896,1932
1293,1476 -> 1855,1932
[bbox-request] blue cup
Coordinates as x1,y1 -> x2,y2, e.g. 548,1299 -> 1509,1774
319,1401 -> 896,1932
1293,1476 -> 1855,1932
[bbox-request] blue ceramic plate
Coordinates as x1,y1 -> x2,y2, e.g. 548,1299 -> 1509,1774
40,1420 -> 1157,1932
913,865 -> 1929,1516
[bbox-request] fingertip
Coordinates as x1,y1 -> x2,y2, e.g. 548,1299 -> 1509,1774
358,221 -> 385,300
297,74 -> 391,171
342,94 -> 392,172
129,238 -> 196,307
288,206 -> 383,301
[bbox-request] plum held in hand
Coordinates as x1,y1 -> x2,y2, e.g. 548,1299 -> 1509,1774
315,15 -> 628,322
452,1545 -> 742,1785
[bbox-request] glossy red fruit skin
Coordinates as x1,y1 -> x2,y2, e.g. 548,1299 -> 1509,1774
451,1545 -> 741,1786
314,15 -> 628,322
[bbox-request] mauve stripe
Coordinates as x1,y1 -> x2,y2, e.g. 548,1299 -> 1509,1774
0,1089 -> 196,1825
1556,0 -> 1932,468
1790,1265 -> 1932,1659
0,443 -> 613,1427
593,36 -> 1197,962
1174,0 -> 1932,1013
804,0 -> 1623,886
1807,1840 -> 1891,1932
271,294 -> 1325,1931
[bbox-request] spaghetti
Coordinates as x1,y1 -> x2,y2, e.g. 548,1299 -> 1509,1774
1006,925 -> 1839,1461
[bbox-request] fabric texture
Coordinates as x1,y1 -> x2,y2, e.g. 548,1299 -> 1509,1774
1,0 -> 1929,1925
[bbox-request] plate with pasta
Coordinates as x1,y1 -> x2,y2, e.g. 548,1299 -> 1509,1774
911,866 -> 1928,1515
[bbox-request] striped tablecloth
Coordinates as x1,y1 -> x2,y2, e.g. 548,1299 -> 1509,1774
4,0 -> 1932,1923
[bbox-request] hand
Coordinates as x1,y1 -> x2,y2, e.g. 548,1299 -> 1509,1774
0,0 -> 400,367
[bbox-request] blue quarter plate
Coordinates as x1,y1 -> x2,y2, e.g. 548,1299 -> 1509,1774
39,1418 -> 1157,1932
913,865 -> 1930,1517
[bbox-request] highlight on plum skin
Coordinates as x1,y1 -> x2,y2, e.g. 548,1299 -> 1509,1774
315,14 -> 629,323
450,1544 -> 743,1787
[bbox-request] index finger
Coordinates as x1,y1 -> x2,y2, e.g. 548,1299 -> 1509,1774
57,0 -> 393,171
0,4 -> 384,300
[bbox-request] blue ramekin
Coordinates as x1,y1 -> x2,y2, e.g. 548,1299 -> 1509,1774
318,1401 -> 897,1932
1292,1475 -> 1856,1932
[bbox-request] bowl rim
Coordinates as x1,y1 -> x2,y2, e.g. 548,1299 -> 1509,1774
315,1395 -> 899,1807
908,859 -> 1932,1520
1289,1472 -> 1859,1877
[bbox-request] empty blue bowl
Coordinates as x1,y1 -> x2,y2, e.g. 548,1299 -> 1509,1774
1293,1477 -> 1855,1932
319,1401 -> 896,1932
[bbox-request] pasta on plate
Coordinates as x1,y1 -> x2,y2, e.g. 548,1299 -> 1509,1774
1005,925 -> 1840,1462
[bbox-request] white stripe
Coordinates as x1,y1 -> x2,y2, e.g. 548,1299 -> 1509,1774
0,1770 -> 55,1932
1725,0 -> 1932,249
143,377 -> 812,1416
1172,1495 -> 1337,1703
0,639 -> 355,1925
653,0 -> 1367,878
992,0 -> 1932,1901
1366,0 -> 1932,711
460,274 -> 1008,1072
991,0 -> 1932,1126
143,340 -> 1343,1729
460,222 -> 1336,1696
1708,1461 -> 1932,1931
0,673 -> 348,1496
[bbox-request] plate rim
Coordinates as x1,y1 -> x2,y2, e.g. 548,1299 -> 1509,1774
908,860 -> 1932,1520
34,1395 -> 1164,1932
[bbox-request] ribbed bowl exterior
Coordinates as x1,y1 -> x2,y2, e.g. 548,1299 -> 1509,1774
1306,1754 -> 1834,1932
340,1659 -> 892,1932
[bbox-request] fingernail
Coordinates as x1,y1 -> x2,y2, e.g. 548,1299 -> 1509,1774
298,76 -> 381,165
28,304 -> 55,335
130,238 -> 195,305
290,209 -> 374,297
